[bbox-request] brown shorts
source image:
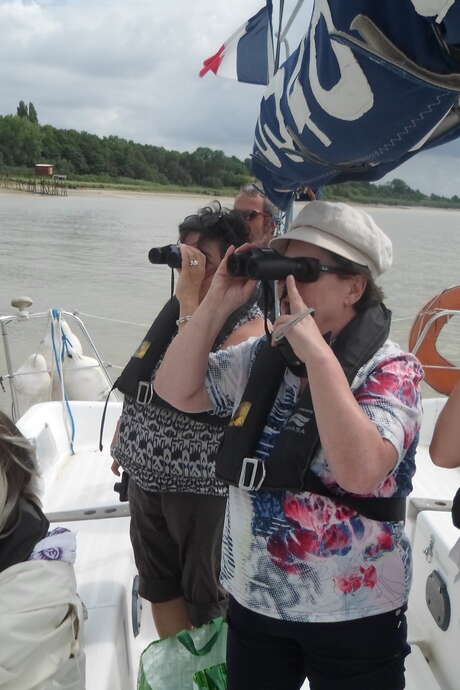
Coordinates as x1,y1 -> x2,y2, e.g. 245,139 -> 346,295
128,480 -> 228,627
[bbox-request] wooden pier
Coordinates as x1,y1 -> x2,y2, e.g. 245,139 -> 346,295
1,176 -> 68,197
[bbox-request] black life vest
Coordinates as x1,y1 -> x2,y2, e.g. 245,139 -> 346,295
115,297 -> 180,403
99,291 -> 262,451
215,303 -> 406,522
114,292 -> 261,422
0,499 -> 49,574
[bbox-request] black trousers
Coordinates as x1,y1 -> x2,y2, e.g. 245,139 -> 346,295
227,597 -> 410,690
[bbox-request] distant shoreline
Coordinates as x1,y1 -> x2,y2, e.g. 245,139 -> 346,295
0,185 -> 213,202
1,185 -> 460,212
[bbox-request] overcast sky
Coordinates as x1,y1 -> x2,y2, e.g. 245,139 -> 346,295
0,0 -> 459,197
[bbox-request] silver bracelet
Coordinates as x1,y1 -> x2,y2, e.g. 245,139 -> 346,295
176,314 -> 193,326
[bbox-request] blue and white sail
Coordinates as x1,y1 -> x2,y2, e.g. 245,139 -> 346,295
252,0 -> 460,209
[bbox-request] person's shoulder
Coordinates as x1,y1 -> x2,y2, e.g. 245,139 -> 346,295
363,338 -> 420,367
374,339 -> 424,374
221,318 -> 266,348
215,334 -> 266,357
354,338 -> 424,391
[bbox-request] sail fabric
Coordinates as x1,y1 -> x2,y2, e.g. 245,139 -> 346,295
252,0 -> 460,209
410,0 -> 455,21
199,3 -> 274,85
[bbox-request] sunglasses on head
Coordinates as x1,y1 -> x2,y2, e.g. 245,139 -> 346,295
182,210 -> 225,228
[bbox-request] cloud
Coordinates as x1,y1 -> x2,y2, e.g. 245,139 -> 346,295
381,143 -> 460,198
0,0 -> 264,150
0,0 -> 458,197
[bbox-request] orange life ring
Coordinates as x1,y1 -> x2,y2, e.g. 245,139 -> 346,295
409,286 -> 460,395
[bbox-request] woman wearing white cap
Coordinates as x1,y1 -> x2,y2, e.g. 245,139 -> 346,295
154,201 -> 423,690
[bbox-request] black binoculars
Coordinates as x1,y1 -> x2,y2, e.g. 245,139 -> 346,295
227,248 -> 330,282
149,245 -> 346,284
148,244 -> 182,269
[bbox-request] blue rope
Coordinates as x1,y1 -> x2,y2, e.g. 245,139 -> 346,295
50,310 -> 76,455
61,333 -> 72,360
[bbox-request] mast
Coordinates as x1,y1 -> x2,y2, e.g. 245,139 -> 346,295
272,1 -> 295,239
274,0 -> 285,71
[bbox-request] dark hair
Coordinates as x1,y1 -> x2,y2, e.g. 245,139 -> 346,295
178,201 -> 250,257
238,182 -> 278,221
326,250 -> 385,312
0,411 -> 40,534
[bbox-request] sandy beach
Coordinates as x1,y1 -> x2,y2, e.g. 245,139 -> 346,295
3,184 -> 460,213
0,185 -> 218,202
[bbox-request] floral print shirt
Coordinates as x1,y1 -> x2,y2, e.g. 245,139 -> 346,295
205,336 -> 423,623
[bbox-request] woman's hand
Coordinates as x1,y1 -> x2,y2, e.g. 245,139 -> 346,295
272,275 -> 326,363
203,244 -> 258,313
175,244 -> 207,305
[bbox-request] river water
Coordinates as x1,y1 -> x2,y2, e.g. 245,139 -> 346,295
1,189 -> 460,410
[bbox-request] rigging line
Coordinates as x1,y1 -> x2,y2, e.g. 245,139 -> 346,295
423,364 -> 460,370
279,0 -> 304,43
59,327 -> 76,454
274,0 -> 285,72
50,311 -> 75,455
0,362 -> 125,381
75,311 -> 149,328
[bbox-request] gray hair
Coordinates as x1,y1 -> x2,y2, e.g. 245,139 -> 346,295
238,182 -> 278,221
0,412 -> 41,535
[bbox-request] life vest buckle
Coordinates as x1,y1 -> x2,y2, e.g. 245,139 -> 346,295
136,380 -> 153,405
239,457 -> 266,491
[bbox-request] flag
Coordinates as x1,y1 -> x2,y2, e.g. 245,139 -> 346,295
199,3 -> 273,85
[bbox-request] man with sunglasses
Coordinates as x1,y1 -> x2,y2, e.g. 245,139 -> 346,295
154,201 -> 423,690
234,183 -> 278,246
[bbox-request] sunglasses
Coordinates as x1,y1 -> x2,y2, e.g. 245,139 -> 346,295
238,209 -> 268,222
293,257 -> 353,282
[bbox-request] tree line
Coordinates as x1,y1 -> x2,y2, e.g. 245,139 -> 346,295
0,109 -> 251,188
322,178 -> 460,208
1,103 -> 459,206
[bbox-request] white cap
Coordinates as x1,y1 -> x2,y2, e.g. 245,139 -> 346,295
270,201 -> 392,278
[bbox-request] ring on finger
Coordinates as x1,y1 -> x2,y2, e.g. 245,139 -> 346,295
189,258 -> 200,266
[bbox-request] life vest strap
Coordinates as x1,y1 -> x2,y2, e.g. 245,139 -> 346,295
136,380 -> 153,405
235,456 -> 406,522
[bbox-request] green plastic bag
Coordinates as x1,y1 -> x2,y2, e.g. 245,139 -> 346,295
192,663 -> 227,690
138,618 -> 227,690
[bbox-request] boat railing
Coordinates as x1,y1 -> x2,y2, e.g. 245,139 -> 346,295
47,503 -> 130,523
0,297 -> 121,421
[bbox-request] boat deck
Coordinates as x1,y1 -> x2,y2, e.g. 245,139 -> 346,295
16,397 -> 460,690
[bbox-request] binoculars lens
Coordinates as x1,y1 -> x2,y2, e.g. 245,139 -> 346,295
148,244 -> 182,269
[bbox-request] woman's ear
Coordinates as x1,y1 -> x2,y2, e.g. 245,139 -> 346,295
346,274 -> 367,306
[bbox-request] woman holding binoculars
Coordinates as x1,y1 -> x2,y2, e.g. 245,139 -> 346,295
110,202 -> 265,638
154,201 -> 424,690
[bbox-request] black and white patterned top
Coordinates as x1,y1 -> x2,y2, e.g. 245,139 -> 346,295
112,301 -> 263,496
